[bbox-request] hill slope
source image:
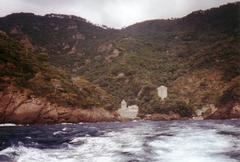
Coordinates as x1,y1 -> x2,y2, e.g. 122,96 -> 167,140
0,31 -> 118,124
0,2 -> 239,120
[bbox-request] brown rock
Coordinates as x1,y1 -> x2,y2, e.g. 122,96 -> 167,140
20,36 -> 34,50
207,104 -> 240,119
97,43 -> 113,53
39,103 -> 58,123
0,86 -> 120,124
144,112 -> 181,121
7,97 -> 44,124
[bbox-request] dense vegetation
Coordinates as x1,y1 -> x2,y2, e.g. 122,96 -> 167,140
0,31 -> 115,110
0,2 -> 239,117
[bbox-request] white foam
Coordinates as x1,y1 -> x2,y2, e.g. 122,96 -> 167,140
69,137 -> 85,144
62,127 -> 68,131
53,131 -> 66,136
0,123 -> 18,126
149,124 -> 238,162
0,121 -> 239,162
61,123 -> 75,125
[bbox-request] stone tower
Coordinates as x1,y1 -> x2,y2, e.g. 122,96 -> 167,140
157,85 -> 168,100
118,100 -> 139,119
121,99 -> 127,109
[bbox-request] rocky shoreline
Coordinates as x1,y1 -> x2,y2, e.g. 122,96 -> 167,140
1,86 -> 240,125
0,86 -> 120,124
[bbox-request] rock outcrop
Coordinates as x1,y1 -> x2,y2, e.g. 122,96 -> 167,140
0,86 -> 119,124
144,112 -> 181,121
206,105 -> 240,119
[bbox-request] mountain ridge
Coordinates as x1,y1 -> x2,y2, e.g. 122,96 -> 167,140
0,2 -> 239,122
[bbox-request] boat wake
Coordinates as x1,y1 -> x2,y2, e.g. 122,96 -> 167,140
0,120 -> 240,162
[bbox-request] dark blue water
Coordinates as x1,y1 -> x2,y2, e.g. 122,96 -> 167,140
0,120 -> 240,162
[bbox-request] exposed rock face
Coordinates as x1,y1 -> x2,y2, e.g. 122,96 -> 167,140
10,26 -> 21,34
233,105 -> 240,114
97,43 -> 113,53
116,73 -> 125,79
0,87 -> 119,124
9,26 -> 34,50
73,33 -> 85,40
51,79 -> 64,92
20,35 -> 34,50
206,104 -> 240,119
144,112 -> 181,121
195,104 -> 218,118
105,49 -> 121,62
67,25 -> 78,30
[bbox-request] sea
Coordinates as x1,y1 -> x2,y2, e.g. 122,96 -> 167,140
0,120 -> 239,162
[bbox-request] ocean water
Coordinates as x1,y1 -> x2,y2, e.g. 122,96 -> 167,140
0,120 -> 239,162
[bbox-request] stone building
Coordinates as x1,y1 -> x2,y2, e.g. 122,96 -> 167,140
117,100 -> 139,119
121,100 -> 127,109
157,85 -> 168,100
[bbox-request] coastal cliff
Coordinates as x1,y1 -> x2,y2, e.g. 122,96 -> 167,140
0,32 -> 119,124
0,3 -> 239,123
0,86 -> 119,124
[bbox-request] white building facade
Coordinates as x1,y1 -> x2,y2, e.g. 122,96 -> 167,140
157,85 -> 168,100
118,100 -> 139,119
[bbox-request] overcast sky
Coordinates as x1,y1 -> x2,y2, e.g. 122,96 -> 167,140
0,0 -> 237,28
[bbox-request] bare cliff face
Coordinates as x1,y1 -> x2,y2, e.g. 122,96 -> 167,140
0,86 -> 119,124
